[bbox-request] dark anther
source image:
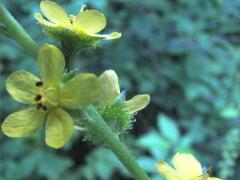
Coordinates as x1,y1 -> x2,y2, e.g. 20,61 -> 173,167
37,103 -> 42,109
36,81 -> 44,87
34,94 -> 42,101
42,105 -> 48,111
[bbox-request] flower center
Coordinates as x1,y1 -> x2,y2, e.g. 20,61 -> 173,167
34,81 -> 59,111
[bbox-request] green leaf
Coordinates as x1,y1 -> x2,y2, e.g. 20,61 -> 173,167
220,107 -> 238,119
137,131 -> 169,149
157,114 -> 180,142
137,156 -> 157,173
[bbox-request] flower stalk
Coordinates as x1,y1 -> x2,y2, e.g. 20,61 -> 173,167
61,41 -> 78,71
0,3 -> 38,58
84,105 -> 150,180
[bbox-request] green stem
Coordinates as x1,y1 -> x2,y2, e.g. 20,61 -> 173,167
0,3 -> 38,58
85,106 -> 150,180
61,41 -> 77,71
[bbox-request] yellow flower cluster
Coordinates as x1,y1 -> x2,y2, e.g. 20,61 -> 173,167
1,47 -> 150,148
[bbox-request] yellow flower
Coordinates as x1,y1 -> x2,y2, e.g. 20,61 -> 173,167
1,44 -> 100,148
35,0 -> 121,48
97,70 -> 150,133
156,153 -> 222,180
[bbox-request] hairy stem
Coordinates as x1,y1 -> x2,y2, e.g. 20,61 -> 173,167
61,41 -> 78,71
84,106 -> 150,180
0,3 -> 38,58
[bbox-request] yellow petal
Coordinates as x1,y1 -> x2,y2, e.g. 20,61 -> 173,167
38,44 -> 65,86
6,71 -> 40,104
74,10 -> 106,33
98,70 -> 120,105
59,73 -> 100,109
156,162 -> 183,180
40,0 -> 70,25
91,32 -> 122,40
1,108 -> 45,137
45,108 -> 74,148
123,94 -> 150,114
34,13 -> 58,27
172,153 -> 202,178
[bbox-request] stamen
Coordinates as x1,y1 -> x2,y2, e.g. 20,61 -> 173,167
42,105 -> 48,111
37,103 -> 42,109
36,81 -> 44,87
34,94 -> 42,101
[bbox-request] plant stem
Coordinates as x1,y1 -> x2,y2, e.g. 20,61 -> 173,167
85,106 -> 150,180
61,41 -> 78,71
0,3 -> 38,58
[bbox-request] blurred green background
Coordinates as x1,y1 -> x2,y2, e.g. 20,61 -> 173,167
0,0 -> 239,179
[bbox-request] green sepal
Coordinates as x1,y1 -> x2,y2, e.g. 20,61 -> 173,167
98,102 -> 133,135
62,69 -> 79,83
40,24 -> 102,48
115,90 -> 126,103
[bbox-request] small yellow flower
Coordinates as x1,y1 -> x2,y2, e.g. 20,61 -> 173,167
99,70 -> 150,114
35,0 -> 121,48
97,70 -> 150,133
1,44 -> 100,148
156,153 -> 222,180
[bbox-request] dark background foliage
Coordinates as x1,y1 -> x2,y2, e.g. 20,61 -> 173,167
0,0 -> 239,179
